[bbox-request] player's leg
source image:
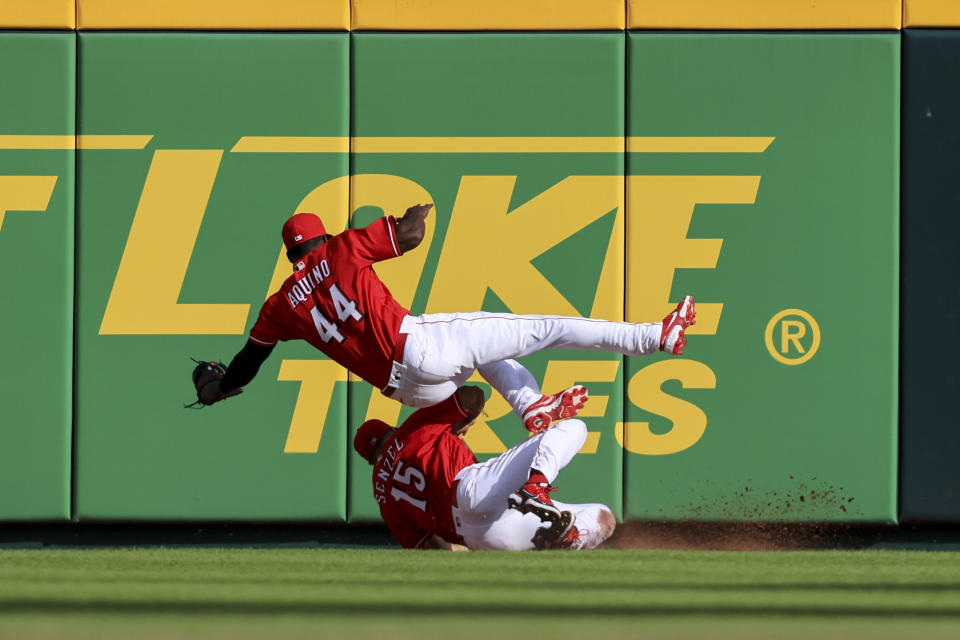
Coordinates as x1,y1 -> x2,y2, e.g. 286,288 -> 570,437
399,313 -> 607,426
391,329 -> 574,424
417,296 -> 694,365
461,502 -> 598,551
551,500 -> 617,550
406,299 -> 693,426
475,359 -> 591,433
461,508 -> 541,551
391,373 -> 472,409
392,344 -> 585,434
461,418 -> 587,537
475,359 -> 540,416
453,420 -> 589,551
388,325 -> 475,408
455,418 -> 587,511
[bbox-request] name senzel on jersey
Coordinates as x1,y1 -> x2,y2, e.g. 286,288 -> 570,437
374,436 -> 406,505
286,259 -> 332,309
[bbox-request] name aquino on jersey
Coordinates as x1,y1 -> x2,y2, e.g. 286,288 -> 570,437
287,259 -> 332,309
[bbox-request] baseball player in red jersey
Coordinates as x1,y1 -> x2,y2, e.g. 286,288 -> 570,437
201,205 -> 696,434
355,385 -> 615,550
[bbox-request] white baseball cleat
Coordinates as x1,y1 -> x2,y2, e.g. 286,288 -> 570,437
521,385 -> 589,434
659,295 -> 696,355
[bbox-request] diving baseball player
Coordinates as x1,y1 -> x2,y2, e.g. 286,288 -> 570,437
196,205 -> 695,433
354,385 -> 615,550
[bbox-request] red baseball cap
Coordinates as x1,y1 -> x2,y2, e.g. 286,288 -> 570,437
282,213 -> 327,251
354,419 -> 394,464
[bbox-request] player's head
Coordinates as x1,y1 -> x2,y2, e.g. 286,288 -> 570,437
353,419 -> 395,464
282,213 -> 328,263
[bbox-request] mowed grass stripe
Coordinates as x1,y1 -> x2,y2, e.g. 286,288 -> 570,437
0,549 -> 958,639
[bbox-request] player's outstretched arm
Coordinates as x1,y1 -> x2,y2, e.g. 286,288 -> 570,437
395,203 -> 432,253
199,340 -> 274,405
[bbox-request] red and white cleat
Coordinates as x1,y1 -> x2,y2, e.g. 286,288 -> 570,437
532,515 -> 580,550
508,481 -> 565,524
521,385 -> 589,434
659,295 -> 696,355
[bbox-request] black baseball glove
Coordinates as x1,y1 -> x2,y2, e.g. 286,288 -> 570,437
185,359 -> 241,408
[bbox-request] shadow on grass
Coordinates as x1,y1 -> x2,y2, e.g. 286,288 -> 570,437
8,576 -> 960,594
1,600 -> 959,619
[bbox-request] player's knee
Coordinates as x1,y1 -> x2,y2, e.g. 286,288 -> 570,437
597,507 -> 617,543
555,418 -> 588,448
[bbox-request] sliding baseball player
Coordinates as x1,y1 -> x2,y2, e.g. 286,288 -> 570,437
355,385 -> 615,550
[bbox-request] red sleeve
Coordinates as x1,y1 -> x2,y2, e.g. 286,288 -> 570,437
248,294 -> 288,347
400,394 -> 470,433
335,216 -> 402,266
384,512 -> 432,549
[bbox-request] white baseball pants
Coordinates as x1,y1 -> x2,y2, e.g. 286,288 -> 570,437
392,312 -> 662,416
450,419 -> 615,551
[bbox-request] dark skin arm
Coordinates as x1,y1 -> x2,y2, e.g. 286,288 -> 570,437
450,385 -> 486,437
199,339 -> 274,405
395,203 -> 432,253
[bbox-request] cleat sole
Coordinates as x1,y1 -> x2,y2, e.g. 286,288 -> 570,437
532,511 -> 577,550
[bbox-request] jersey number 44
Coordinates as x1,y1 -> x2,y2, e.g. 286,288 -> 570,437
310,283 -> 363,343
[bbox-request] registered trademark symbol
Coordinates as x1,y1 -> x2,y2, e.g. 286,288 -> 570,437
764,309 -> 821,365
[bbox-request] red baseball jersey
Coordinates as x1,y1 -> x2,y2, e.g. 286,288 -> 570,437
249,216 -> 410,389
372,395 -> 478,549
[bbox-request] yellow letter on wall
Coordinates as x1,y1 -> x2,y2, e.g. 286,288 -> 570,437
427,176 -> 623,318
540,359 -> 621,454
627,175 -> 761,335
616,359 -> 716,455
0,176 -> 58,232
280,359 -> 348,453
100,150 -> 250,334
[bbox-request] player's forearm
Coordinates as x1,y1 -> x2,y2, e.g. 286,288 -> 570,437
220,340 -> 273,392
420,534 -> 469,551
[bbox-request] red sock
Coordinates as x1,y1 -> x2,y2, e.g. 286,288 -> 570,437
528,470 -> 549,486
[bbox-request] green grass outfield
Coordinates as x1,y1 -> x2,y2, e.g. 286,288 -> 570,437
0,548 -> 958,639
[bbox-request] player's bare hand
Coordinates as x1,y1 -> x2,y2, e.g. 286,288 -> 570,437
457,386 -> 485,418
403,203 -> 433,221
451,386 -> 485,436
396,204 -> 432,253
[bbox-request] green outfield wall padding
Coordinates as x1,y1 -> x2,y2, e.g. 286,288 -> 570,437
347,33 -> 626,522
900,29 -> 960,522
623,32 -> 899,523
75,33 -> 350,520
0,33 -> 75,521
0,28 -> 914,527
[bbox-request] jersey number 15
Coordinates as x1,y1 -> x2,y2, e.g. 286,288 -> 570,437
391,461 -> 427,512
